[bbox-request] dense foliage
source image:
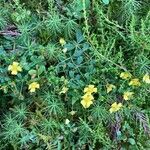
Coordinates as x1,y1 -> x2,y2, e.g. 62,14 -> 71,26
0,0 -> 150,149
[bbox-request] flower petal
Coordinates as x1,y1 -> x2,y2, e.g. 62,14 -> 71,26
11,71 -> 18,75
8,65 -> 12,71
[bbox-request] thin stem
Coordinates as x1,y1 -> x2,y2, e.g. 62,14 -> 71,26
82,0 -> 90,38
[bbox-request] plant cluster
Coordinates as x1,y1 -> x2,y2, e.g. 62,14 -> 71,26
0,0 -> 150,149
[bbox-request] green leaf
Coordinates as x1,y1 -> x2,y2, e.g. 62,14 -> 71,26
65,43 -> 75,50
28,69 -> 37,75
76,29 -> 84,43
67,62 -> 74,68
73,49 -> 83,57
75,0 -> 90,11
69,71 -> 74,78
128,138 -> 136,145
102,0 -> 109,5
77,56 -> 83,65
38,65 -> 46,75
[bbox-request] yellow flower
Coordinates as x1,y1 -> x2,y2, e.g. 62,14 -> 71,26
81,99 -> 93,109
59,38 -> 66,46
129,78 -> 141,86
143,73 -> 150,84
109,102 -> 122,113
120,72 -> 132,80
28,82 -> 40,92
59,87 -> 68,94
123,91 -> 134,100
106,84 -> 116,93
82,93 -> 94,101
81,93 -> 94,109
8,62 -> 22,75
84,85 -> 97,94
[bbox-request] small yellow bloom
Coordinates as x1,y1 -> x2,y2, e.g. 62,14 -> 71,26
123,91 -> 134,100
59,87 -> 68,94
106,84 -> 116,93
109,102 -> 122,113
143,73 -> 150,84
59,38 -> 66,46
81,93 -> 94,109
28,82 -> 40,92
81,99 -> 93,109
84,85 -> 97,94
129,78 -> 141,86
82,93 -> 94,101
8,62 -> 22,75
120,72 -> 132,80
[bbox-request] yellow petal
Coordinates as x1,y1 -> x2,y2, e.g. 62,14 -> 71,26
109,102 -> 122,113
118,103 -> 122,108
88,85 -> 95,89
83,87 -> 88,93
83,85 -> 97,94
106,84 -> 116,93
17,66 -> 22,72
30,88 -> 36,92
81,100 -> 86,108
13,62 -> 19,66
123,95 -> 128,100
8,62 -> 22,75
28,82 -> 40,92
11,70 -> 18,75
111,102 -> 117,107
28,84 -> 32,90
129,78 -> 141,86
35,83 -> 40,89
86,100 -> 93,108
109,108 -> 114,113
93,87 -> 97,93
82,93 -> 94,101
81,99 -> 93,108
120,72 -> 132,80
123,92 -> 134,100
8,65 -> 12,71
143,73 -> 150,84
